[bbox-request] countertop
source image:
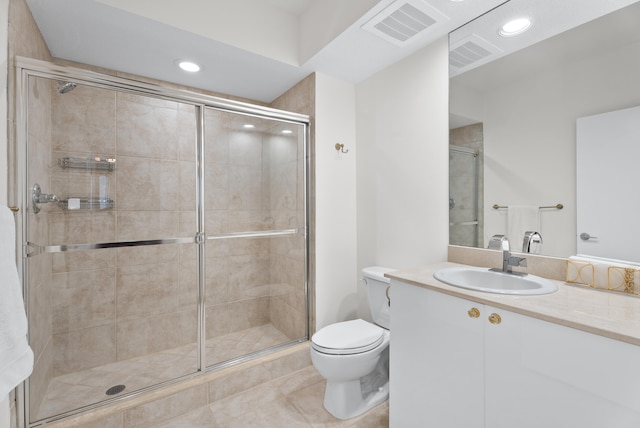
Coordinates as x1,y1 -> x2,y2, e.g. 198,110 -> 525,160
386,262 -> 640,346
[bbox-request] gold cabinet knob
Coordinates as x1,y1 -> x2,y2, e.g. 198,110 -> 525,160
488,313 -> 502,325
467,307 -> 480,318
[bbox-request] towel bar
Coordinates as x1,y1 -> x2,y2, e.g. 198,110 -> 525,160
493,203 -> 563,210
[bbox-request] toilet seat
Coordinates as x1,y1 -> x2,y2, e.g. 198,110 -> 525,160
311,319 -> 385,355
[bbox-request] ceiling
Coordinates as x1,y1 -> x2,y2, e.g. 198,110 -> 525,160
24,0 -> 507,103
24,0 -> 638,104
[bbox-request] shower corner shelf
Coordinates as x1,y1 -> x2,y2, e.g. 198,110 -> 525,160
58,157 -> 116,172
58,198 -> 114,211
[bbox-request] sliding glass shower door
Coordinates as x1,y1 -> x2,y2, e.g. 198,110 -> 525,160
23,76 -> 201,423
17,59 -> 309,426
449,146 -> 480,247
202,109 -> 307,368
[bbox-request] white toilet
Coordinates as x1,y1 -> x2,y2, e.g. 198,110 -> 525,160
310,266 -> 395,420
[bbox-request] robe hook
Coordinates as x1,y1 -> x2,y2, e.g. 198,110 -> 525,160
335,143 -> 349,154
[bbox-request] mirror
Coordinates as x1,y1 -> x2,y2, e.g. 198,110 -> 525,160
449,0 -> 640,259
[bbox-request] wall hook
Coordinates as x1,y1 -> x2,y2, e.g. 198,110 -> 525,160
335,143 -> 349,154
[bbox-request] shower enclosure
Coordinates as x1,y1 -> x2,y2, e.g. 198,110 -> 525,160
14,58 -> 309,426
449,145 -> 480,247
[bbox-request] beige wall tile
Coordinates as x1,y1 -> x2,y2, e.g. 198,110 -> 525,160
116,262 -> 179,320
115,157 -> 180,211
228,165 -> 262,210
227,254 -> 270,301
116,310 -> 196,360
49,211 -> 116,245
203,110 -> 230,164
204,163 -> 229,211
51,84 -> 116,155
116,245 -> 179,267
67,413 -> 124,428
52,248 -> 116,274
177,105 -> 197,162
28,340 -> 53,420
52,268 -> 116,334
28,272 -> 52,362
27,77 -> 52,143
228,131 -> 262,166
115,98 -> 178,160
123,384 -> 207,427
115,211 -> 179,241
178,161 -> 196,210
206,297 -> 270,337
53,325 -> 116,375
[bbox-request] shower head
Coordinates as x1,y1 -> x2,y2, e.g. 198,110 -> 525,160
57,81 -> 77,94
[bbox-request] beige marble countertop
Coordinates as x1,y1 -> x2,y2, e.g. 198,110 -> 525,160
387,262 -> 640,347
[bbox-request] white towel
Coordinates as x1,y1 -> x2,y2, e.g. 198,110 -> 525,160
0,207 -> 33,398
507,205 -> 540,252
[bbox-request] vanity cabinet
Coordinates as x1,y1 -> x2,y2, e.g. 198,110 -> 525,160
390,280 -> 640,428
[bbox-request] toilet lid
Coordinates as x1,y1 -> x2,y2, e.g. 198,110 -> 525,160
311,319 -> 384,355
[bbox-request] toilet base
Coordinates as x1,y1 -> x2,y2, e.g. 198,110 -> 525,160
322,350 -> 389,420
323,378 -> 389,420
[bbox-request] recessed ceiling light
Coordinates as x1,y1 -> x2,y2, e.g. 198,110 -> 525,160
499,18 -> 532,37
243,124 -> 255,129
176,60 -> 201,72
281,130 -> 293,134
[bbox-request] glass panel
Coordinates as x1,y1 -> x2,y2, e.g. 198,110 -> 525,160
205,235 -> 306,367
25,76 -> 199,423
203,108 -> 307,367
449,146 -> 481,247
203,108 -> 306,234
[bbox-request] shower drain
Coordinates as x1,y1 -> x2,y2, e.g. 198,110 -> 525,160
105,384 -> 126,396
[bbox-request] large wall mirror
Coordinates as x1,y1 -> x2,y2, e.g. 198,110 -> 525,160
449,0 -> 640,261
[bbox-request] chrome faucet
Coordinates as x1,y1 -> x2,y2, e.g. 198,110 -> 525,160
488,234 -> 527,274
522,231 -> 543,253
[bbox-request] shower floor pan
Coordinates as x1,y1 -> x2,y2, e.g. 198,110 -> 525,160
35,324 -> 290,421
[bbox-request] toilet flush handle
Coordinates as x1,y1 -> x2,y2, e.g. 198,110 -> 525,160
385,286 -> 391,307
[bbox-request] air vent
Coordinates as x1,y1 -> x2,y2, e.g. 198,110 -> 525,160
449,35 -> 502,76
362,0 -> 448,47
450,41 -> 492,68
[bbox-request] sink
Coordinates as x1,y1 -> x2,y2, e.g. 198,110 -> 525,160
433,266 -> 558,295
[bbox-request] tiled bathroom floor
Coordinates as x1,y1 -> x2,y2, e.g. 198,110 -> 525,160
37,324 -> 292,420
153,365 -> 389,427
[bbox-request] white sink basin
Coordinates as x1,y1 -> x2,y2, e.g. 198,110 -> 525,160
433,266 -> 558,295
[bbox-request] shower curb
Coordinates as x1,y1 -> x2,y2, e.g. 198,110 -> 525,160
42,342 -> 311,428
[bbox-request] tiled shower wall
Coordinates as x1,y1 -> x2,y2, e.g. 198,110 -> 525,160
43,84 -> 307,379
271,75 -> 314,338
47,86 -> 198,376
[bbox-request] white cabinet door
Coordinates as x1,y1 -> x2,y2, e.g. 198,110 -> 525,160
390,282 -> 484,428
485,306 -> 640,428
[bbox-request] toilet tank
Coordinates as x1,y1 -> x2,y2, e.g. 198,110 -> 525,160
362,266 -> 396,330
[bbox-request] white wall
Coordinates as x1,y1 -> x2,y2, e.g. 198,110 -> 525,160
355,37 -> 449,280
314,73 -> 358,329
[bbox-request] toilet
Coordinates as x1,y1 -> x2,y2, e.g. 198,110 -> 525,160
310,266 -> 395,420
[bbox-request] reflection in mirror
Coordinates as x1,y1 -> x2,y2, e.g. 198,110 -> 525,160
449,0 -> 640,260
